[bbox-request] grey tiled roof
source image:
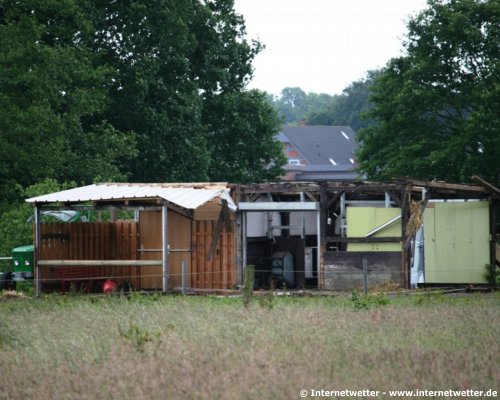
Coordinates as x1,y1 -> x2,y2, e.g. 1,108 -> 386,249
280,125 -> 358,166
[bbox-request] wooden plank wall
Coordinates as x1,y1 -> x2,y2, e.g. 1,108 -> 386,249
191,220 -> 236,289
39,222 -> 139,288
38,212 -> 235,290
139,211 -> 192,290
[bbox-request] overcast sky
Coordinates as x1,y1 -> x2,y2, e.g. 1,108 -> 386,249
234,0 -> 428,96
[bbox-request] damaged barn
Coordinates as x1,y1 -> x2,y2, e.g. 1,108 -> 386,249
26,178 -> 498,294
233,177 -> 499,291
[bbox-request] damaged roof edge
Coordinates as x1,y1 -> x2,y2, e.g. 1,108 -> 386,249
26,183 -> 237,211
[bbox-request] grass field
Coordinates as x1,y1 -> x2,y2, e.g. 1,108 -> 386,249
0,291 -> 498,399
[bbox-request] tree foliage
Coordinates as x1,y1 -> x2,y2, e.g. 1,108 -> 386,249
357,0 -> 500,184
307,71 -> 379,131
92,0 -> 272,183
0,0 -> 136,204
269,76 -> 377,131
0,179 -> 76,258
203,90 -> 286,183
0,0 -> 285,256
269,87 -> 336,124
0,0 -> 284,204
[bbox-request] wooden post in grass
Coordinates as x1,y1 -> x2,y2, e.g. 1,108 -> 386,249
181,259 -> 186,295
243,265 -> 255,307
363,258 -> 368,295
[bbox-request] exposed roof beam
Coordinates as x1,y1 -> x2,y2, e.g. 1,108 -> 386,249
239,202 -> 319,212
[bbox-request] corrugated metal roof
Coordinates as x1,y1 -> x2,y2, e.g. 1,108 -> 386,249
26,183 -> 236,211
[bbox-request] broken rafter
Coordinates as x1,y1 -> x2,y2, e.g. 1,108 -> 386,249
407,179 -> 487,193
472,175 -> 500,196
207,200 -> 231,261
238,182 -> 321,195
386,191 -> 402,207
326,237 -> 401,243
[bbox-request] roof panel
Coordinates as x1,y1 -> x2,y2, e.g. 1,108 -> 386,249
26,183 -> 236,211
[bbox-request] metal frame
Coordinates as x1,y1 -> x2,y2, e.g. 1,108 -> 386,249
239,202 -> 321,288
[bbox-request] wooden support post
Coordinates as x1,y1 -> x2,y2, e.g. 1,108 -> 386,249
242,265 -> 255,307
400,184 -> 412,289
319,183 -> 327,242
363,257 -> 368,295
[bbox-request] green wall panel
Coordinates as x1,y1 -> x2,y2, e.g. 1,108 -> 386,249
346,207 -> 401,252
424,202 -> 489,283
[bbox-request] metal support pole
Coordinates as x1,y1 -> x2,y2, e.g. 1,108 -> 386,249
34,206 -> 41,297
242,211 -> 247,283
385,192 -> 391,208
181,259 -> 186,295
162,205 -> 169,293
300,192 -> 305,239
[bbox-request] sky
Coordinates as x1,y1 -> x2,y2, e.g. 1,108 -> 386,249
233,0 -> 428,96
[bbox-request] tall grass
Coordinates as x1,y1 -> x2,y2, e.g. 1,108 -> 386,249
0,292 -> 498,399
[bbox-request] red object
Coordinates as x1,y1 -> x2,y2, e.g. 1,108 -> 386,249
103,279 -> 117,294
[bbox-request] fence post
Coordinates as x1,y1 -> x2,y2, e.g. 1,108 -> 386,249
363,257 -> 368,295
242,265 -> 255,307
181,259 -> 186,295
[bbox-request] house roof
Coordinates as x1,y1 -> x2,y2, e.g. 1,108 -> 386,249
279,125 -> 358,167
26,183 -> 237,211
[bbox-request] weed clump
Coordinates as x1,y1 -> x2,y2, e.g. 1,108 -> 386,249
258,292 -> 275,310
118,321 -> 165,352
350,290 -> 391,310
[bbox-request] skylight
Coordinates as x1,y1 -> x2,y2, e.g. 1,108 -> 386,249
329,158 -> 337,166
349,158 -> 355,164
341,130 -> 350,140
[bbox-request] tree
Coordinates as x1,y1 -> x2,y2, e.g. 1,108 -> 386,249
0,0 -> 285,197
307,71 -> 379,131
269,87 -> 336,124
275,87 -> 308,123
357,0 -> 500,185
0,0 -> 137,206
88,0 -> 281,183
203,90 -> 286,183
0,179 -> 76,258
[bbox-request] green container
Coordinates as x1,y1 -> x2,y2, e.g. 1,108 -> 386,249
12,244 -> 34,280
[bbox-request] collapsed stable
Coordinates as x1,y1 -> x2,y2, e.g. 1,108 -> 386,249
26,178 -> 499,295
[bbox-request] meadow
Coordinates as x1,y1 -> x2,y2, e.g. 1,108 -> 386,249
0,291 -> 498,399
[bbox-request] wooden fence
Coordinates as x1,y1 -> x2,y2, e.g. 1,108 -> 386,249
191,220 -> 236,289
39,222 -> 139,289
38,219 -> 236,291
